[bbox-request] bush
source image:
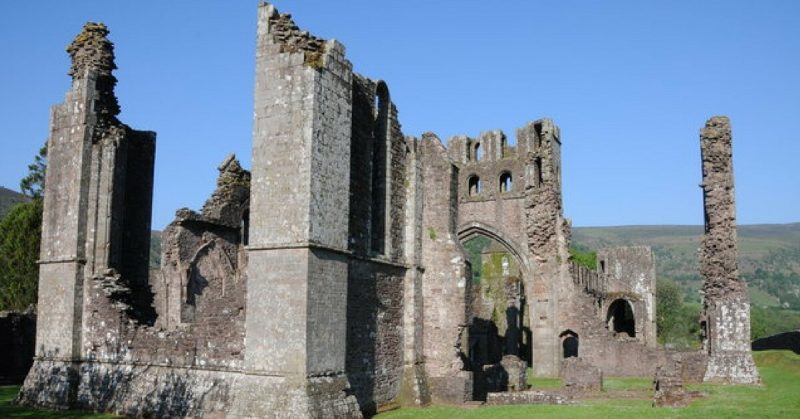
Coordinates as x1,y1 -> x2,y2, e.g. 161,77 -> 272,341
569,246 -> 597,270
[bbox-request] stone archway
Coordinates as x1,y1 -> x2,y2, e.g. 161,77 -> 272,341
458,221 -> 532,365
458,221 -> 531,277
606,299 -> 636,338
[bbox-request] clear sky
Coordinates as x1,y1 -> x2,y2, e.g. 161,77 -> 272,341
1,1 -> 798,229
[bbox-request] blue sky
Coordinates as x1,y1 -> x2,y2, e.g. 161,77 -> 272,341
1,1 -> 798,228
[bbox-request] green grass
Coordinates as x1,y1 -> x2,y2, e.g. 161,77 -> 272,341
0,386 -> 117,418
378,350 -> 800,418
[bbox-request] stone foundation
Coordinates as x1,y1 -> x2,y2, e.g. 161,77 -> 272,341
485,390 -> 571,405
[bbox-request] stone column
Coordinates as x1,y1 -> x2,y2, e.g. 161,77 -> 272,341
398,137 -> 432,406
699,116 -> 759,384
234,3 -> 361,417
418,133 -> 473,403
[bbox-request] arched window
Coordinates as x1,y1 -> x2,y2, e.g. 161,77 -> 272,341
499,172 -> 513,193
560,330 -> 579,358
468,175 -> 482,196
534,158 -> 543,187
371,82 -> 390,255
474,142 -> 483,161
607,299 -> 636,337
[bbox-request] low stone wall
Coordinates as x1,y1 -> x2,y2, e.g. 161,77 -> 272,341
485,390 -> 571,405
0,308 -> 35,384
752,330 -> 800,354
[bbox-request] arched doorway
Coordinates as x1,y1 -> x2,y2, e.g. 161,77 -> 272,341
560,330 -> 579,358
607,299 -> 636,337
460,229 -> 530,368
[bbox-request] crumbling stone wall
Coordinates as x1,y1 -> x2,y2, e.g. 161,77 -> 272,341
449,130 -> 529,267
419,133 -> 473,404
519,119 -> 569,378
597,246 -> 657,347
699,116 -> 759,384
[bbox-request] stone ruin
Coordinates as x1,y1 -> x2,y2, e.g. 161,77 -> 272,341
16,2 -> 760,417
698,117 -> 760,384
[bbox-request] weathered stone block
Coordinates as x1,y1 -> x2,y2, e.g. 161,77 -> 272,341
561,357 -> 603,393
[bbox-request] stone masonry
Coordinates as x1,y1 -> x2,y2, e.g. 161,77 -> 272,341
699,116 -> 760,384
17,3 -> 760,418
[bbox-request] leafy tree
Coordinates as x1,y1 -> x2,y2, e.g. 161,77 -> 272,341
0,142 -> 46,310
0,199 -> 42,310
656,278 -> 702,348
19,143 -> 47,198
656,278 -> 683,337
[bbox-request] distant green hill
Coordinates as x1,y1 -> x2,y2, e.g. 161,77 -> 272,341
572,223 -> 800,308
0,187 -> 29,219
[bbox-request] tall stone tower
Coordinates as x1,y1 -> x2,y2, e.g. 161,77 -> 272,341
699,116 -> 759,384
35,22 -> 155,367
236,3 -> 361,417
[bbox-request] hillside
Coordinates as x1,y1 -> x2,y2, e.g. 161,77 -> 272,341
572,223 -> 800,308
0,187 -> 29,219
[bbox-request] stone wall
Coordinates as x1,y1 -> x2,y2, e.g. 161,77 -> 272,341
346,260 -> 405,414
419,133 -> 473,403
597,246 -> 657,347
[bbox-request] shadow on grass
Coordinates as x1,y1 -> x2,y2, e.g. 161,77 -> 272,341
0,386 -> 117,418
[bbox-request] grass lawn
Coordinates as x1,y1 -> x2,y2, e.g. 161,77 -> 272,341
1,351 -> 797,418
378,350 -> 800,418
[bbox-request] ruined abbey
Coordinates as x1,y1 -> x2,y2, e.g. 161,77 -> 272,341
17,3 -> 759,417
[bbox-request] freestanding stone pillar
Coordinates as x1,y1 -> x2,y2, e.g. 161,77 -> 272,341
699,116 -> 759,384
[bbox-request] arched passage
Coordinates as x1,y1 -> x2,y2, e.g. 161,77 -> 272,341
607,299 -> 636,337
458,222 -> 531,277
458,223 -> 531,370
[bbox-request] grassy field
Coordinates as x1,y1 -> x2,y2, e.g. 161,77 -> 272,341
1,351 -> 797,417
377,350 -> 800,418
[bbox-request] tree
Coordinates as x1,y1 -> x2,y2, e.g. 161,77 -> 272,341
0,199 -> 42,310
19,142 -> 47,198
0,142 -> 46,310
656,278 -> 682,342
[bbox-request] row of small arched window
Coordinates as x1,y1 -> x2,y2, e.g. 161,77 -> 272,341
467,172 -> 513,196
